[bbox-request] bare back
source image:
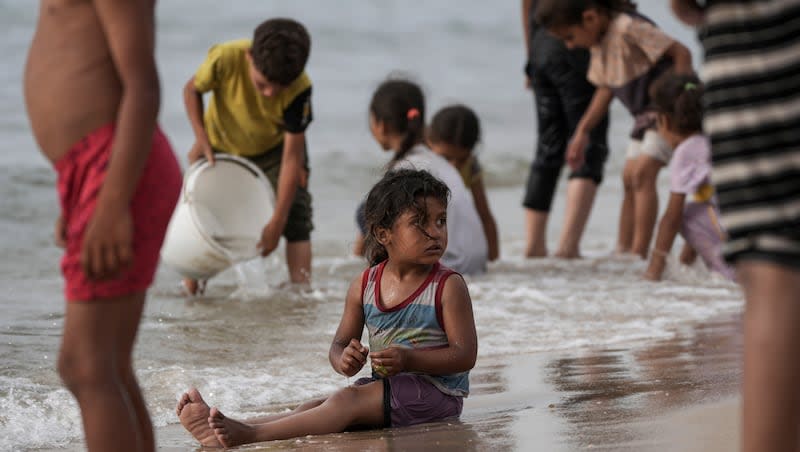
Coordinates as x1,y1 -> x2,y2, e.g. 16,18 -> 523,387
24,0 -> 155,163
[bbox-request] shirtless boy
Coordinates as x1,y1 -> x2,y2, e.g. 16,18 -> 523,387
24,1 -> 181,451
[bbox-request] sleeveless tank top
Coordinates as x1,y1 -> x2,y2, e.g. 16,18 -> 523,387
361,261 -> 470,397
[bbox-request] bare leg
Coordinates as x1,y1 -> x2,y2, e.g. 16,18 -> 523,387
739,261 -> 800,452
116,296 -> 154,452
630,156 -> 664,258
286,240 -> 311,284
176,390 -> 325,447
554,178 -> 598,259
58,292 -> 150,452
617,160 -> 636,254
209,382 -> 385,447
524,209 -> 549,257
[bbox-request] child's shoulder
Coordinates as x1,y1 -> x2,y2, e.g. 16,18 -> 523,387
207,39 -> 251,58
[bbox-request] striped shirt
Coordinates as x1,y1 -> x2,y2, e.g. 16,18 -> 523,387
700,0 -> 800,260
361,262 -> 470,397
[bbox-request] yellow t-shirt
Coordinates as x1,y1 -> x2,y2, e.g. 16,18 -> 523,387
194,39 -> 313,157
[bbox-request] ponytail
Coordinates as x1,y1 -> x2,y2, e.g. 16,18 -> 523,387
393,108 -> 425,164
369,79 -> 426,166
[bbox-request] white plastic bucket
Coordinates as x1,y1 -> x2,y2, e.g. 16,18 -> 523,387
160,155 -> 274,280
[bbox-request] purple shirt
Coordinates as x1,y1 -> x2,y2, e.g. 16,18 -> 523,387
670,134 -> 713,202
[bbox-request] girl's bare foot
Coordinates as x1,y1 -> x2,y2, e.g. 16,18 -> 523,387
176,388 -> 221,447
209,406 -> 257,447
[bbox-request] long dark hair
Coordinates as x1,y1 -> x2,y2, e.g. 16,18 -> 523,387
650,72 -> 704,135
369,78 -> 426,165
428,104 -> 481,151
535,0 -> 637,28
363,169 -> 450,266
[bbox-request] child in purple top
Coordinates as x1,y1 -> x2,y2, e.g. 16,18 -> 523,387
644,73 -> 735,281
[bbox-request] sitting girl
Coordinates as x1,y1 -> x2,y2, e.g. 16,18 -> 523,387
644,73 -> 735,281
176,169 -> 478,447
428,104 -> 500,261
355,79 -> 488,275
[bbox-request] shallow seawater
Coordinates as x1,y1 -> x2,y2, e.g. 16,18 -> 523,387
0,1 -> 735,450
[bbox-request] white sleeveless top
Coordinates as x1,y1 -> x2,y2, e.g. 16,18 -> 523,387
394,146 -> 488,275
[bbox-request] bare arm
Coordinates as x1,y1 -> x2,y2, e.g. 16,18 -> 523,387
665,41 -> 694,75
329,275 -> 368,376
471,179 -> 500,261
671,0 -> 705,27
83,0 -> 158,279
183,76 -> 214,164
257,132 -> 305,256
522,0 -> 534,88
371,274 -> 478,376
567,87 -> 614,170
575,87 -> 614,137
522,0 -> 533,55
645,193 -> 686,281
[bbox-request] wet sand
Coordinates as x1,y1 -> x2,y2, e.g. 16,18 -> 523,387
156,313 -> 743,451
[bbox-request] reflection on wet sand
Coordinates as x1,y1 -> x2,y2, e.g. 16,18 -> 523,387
159,315 -> 742,451
544,315 -> 742,450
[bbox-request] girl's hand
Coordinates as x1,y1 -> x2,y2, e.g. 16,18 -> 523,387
339,339 -> 369,377
566,131 -> 589,171
370,347 -> 408,377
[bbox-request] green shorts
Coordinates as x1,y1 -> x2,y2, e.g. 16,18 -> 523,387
217,143 -> 313,242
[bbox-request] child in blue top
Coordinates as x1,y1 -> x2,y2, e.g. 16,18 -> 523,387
176,169 -> 477,447
643,73 -> 735,281
536,0 -> 693,259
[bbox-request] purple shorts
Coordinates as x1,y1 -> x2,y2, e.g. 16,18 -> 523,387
354,373 -> 463,427
682,202 -> 736,281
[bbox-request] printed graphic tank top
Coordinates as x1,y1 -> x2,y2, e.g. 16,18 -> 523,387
361,261 -> 470,397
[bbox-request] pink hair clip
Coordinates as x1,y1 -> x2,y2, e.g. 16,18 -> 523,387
407,108 -> 420,120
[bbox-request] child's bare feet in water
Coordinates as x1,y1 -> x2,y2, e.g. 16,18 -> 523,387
176,388 -> 221,447
209,406 -> 256,447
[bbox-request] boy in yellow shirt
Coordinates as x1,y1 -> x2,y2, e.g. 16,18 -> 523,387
183,18 -> 313,293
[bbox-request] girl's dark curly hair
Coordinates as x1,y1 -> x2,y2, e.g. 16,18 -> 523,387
363,169 -> 450,266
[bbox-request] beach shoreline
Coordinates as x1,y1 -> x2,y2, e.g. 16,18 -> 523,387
146,313 -> 743,451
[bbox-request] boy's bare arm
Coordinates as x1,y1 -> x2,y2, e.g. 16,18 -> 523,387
258,132 -> 305,256
83,0 -> 159,280
184,76 -> 214,164
329,276 -> 367,376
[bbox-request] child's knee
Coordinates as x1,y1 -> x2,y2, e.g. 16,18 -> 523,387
632,158 -> 662,189
329,386 -> 361,405
621,164 -> 636,191
57,348 -> 115,392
